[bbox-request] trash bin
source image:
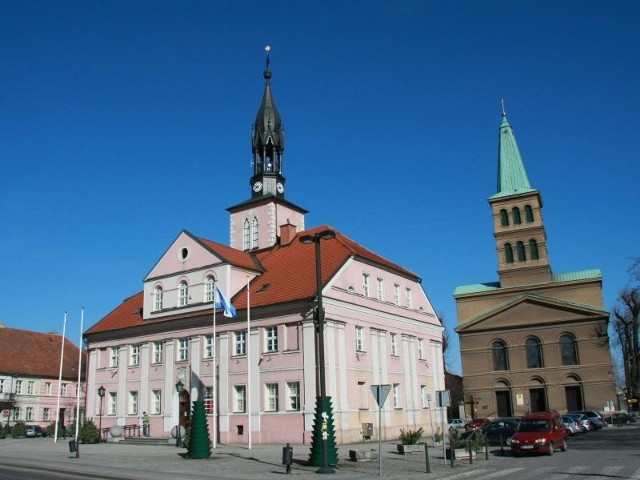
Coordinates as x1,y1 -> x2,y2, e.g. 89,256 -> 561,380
68,440 -> 77,453
282,443 -> 293,474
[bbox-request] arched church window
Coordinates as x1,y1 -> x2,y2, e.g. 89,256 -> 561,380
492,340 -> 509,371
251,217 -> 259,250
525,337 -> 544,369
524,205 -> 534,222
505,243 -> 514,263
529,239 -> 539,260
512,207 -> 522,225
517,241 -> 526,261
500,209 -> 509,227
243,219 -> 250,251
560,333 -> 579,366
153,286 -> 163,311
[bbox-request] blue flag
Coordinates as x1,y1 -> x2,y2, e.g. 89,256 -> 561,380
215,287 -> 236,318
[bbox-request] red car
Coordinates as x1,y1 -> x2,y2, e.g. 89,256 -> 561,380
510,411 -> 568,456
464,418 -> 491,430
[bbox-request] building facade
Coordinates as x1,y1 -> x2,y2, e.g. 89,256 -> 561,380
84,57 -> 445,445
454,111 -> 616,419
0,326 -> 85,430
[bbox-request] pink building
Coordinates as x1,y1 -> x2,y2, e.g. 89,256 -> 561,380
84,56 -> 445,445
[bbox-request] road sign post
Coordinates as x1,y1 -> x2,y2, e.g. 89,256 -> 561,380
371,384 -> 391,477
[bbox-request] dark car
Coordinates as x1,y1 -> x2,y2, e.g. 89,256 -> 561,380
479,419 -> 520,446
605,412 -> 637,425
25,425 -> 46,437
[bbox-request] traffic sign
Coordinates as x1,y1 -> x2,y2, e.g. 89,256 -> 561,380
371,384 -> 392,408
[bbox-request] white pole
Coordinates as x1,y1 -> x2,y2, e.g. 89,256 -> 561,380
212,282 -> 217,449
74,308 -> 84,456
54,312 -> 67,443
247,275 -> 251,450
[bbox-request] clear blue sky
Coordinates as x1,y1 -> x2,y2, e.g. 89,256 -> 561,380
1,1 -> 638,375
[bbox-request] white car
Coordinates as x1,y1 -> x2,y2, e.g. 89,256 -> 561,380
448,418 -> 467,430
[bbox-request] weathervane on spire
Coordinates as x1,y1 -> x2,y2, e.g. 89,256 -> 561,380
265,44 -> 271,69
501,98 -> 507,117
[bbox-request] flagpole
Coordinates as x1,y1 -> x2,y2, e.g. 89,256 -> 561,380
247,275 -> 251,450
54,312 -> 67,443
74,308 -> 84,458
212,281 -> 217,449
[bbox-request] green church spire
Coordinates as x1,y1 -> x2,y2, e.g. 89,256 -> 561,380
490,105 -> 536,199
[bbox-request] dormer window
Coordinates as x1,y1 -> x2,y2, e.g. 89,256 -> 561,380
179,281 -> 189,307
153,286 -> 163,311
205,276 -> 215,302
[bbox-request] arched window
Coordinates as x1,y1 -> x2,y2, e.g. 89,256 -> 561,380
529,239 -> 539,260
516,241 -> 526,261
505,243 -> 514,263
179,281 -> 189,307
205,276 -> 215,303
243,219 -> 250,251
500,209 -> 509,227
512,207 -> 522,225
251,217 -> 259,250
525,337 -> 543,369
524,205 -> 534,222
492,340 -> 509,371
560,333 -> 579,366
154,286 -> 163,311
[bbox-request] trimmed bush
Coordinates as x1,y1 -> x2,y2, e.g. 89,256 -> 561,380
399,427 -> 424,445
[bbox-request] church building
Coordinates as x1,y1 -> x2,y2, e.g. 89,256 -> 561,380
454,109 -> 616,418
84,55 -> 445,445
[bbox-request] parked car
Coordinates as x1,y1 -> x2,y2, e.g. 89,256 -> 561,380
605,412 -> 637,425
465,418 -> 491,430
448,418 -> 468,430
564,413 -> 592,432
561,415 -> 582,435
25,425 -> 46,438
510,411 -> 568,456
479,419 -> 520,446
573,410 -> 605,430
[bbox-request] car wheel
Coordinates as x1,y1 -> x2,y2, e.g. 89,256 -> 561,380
548,443 -> 554,456
505,436 -> 512,446
560,439 -> 567,452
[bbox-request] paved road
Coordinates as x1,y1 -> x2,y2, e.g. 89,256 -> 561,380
0,425 -> 638,479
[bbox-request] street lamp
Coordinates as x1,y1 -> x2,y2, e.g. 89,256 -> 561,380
175,380 -> 184,447
299,229 -> 336,474
97,385 -> 105,442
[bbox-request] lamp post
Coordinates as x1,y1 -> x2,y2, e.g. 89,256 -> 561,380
175,380 -> 184,447
97,385 -> 105,442
300,229 -> 336,474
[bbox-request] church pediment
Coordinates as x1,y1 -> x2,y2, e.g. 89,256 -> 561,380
456,293 -> 607,333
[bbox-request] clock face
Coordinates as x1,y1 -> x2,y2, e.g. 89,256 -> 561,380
253,181 -> 263,192
276,182 -> 284,193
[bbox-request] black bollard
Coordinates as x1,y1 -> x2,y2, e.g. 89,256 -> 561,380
468,439 -> 473,465
282,443 -> 293,474
424,442 -> 431,473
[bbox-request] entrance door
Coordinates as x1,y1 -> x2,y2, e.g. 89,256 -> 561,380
496,390 -> 513,417
179,391 -> 191,430
565,385 -> 583,412
529,388 -> 547,412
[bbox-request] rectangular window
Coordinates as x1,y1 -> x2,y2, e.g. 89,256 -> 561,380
108,392 -> 117,415
234,385 -> 246,413
129,391 -> 138,415
27,381 -> 34,395
178,338 -> 189,361
265,383 -> 278,412
355,326 -> 365,352
204,387 -> 213,414
205,277 -> 215,303
153,341 -> 163,364
393,383 -> 401,408
179,282 -> 189,307
61,383 -> 67,396
130,344 -> 140,366
393,284 -> 400,305
26,407 -> 33,420
43,407 -> 50,421
264,326 -> 278,353
234,330 -> 247,356
45,382 -> 52,396
405,288 -> 413,308
204,335 -> 213,359
0,379 -> 3,393
15,380 -> 22,394
13,407 -> 20,420
377,278 -> 384,301
390,333 -> 398,356
152,389 -> 161,415
286,382 -> 300,411
420,385 -> 429,408
110,347 -> 119,367
418,339 -> 425,360
362,273 -> 370,297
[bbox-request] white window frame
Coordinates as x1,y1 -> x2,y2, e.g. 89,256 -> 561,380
110,347 -> 119,368
153,341 -> 163,364
15,380 -> 22,394
420,385 -> 429,408
154,286 -> 163,311
152,389 -> 161,415
130,344 -> 140,366
204,387 -> 213,414
0,379 -> 3,393
205,276 -> 215,303
243,219 -> 250,251
204,334 -> 213,359
129,391 -> 138,415
251,217 -> 259,249
377,278 -> 384,301
61,383 -> 67,396
286,381 -> 300,411
362,273 -> 370,297
13,407 -> 20,420
355,326 -> 365,352
418,338 -> 425,360
390,333 -> 398,356
264,326 -> 278,353
45,382 -> 52,396
392,383 -> 401,408
405,287 -> 413,308
234,385 -> 246,413
27,381 -> 34,395
108,392 -> 117,415
43,407 -> 50,421
179,281 -> 189,307
393,284 -> 400,305
26,406 -> 34,420
178,338 -> 189,362
234,330 -> 246,356
265,383 -> 278,412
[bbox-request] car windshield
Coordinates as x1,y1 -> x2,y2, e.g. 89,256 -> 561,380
518,419 -> 550,432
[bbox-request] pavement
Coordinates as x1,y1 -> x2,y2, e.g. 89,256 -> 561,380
0,437 -> 509,479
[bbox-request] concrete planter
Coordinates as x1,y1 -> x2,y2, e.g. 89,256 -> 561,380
397,443 -> 425,455
445,447 -> 476,460
349,449 -> 378,462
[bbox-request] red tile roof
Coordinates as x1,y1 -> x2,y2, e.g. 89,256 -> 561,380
86,225 -> 420,335
0,326 -> 85,380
